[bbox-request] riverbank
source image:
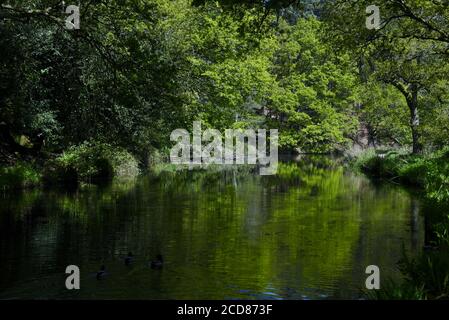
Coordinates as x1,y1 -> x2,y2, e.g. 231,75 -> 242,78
353,148 -> 449,300
0,142 -> 140,190
353,148 -> 449,203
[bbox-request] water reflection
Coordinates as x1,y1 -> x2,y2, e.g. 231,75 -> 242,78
0,158 -> 424,299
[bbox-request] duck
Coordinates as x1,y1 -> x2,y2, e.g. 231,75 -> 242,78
423,245 -> 439,252
150,254 -> 164,269
96,265 -> 106,280
124,252 -> 134,266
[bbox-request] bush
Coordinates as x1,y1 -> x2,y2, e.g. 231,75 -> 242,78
354,149 -> 406,179
425,154 -> 449,203
43,142 -> 139,185
0,162 -> 41,190
397,158 -> 428,187
352,148 -> 376,170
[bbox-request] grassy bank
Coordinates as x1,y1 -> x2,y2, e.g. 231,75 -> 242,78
354,148 -> 449,203
0,142 -> 140,190
354,148 -> 449,300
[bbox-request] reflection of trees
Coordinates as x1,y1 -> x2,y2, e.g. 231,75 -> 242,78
0,159 -> 423,299
151,162 -> 362,298
0,178 -> 140,296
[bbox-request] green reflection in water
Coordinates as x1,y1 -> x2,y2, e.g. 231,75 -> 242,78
0,158 -> 424,299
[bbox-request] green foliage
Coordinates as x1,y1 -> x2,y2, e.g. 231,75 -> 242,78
355,82 -> 411,147
0,162 -> 41,190
367,229 -> 449,300
267,18 -> 358,152
366,279 -> 426,300
424,148 -> 449,202
324,0 -> 449,154
0,1 -> 362,161
355,148 -> 449,203
354,149 -> 407,179
434,214 -> 449,249
397,159 -> 428,187
398,251 -> 449,299
356,148 -> 449,300
2,0 -> 449,300
0,0 -> 448,187
43,142 -> 139,185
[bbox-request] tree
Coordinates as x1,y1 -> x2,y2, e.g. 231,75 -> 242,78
324,0 -> 449,153
267,18 -> 358,152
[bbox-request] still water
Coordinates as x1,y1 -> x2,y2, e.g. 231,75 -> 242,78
0,158 -> 424,299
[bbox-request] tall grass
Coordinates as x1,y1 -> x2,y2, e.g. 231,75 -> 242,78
354,147 -> 449,202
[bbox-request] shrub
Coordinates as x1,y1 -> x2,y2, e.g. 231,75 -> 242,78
43,141 -> 139,185
0,162 -> 41,190
398,159 -> 428,187
425,156 -> 449,203
352,148 -> 376,170
354,149 -> 404,178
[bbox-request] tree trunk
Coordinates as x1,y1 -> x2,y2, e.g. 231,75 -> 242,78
408,84 -> 423,154
390,81 -> 423,154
